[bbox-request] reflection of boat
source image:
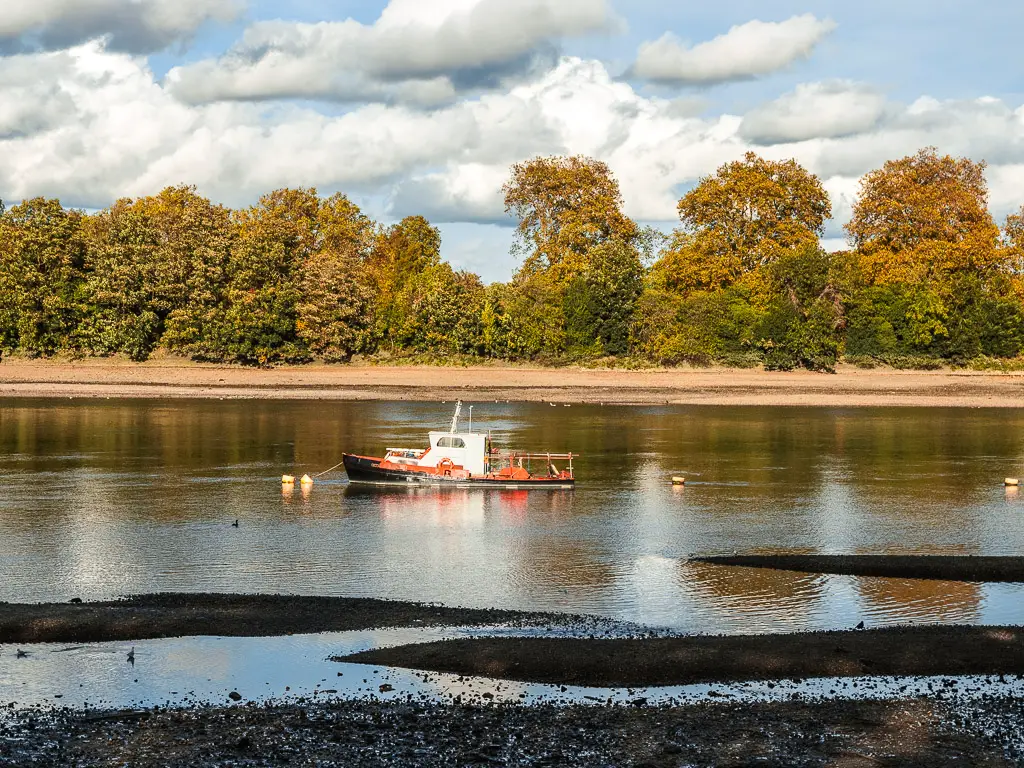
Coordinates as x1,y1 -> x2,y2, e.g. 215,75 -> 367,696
343,402 -> 576,489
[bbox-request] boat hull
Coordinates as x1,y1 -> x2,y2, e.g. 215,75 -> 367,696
342,454 -> 574,490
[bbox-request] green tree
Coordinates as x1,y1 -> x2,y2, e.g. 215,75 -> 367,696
563,239 -> 643,356
0,198 -> 87,356
296,245 -> 373,361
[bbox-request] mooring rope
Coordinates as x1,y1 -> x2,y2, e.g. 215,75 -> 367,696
313,460 -> 346,478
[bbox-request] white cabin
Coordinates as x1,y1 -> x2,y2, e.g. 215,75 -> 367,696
420,431 -> 488,475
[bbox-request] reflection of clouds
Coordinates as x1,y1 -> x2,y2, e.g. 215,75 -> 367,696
856,578 -> 983,624
680,562 -> 826,629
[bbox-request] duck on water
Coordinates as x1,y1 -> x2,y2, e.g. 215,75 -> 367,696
343,401 -> 576,490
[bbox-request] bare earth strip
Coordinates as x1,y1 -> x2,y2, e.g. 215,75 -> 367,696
0,594 -> 597,644
693,555 -> 1024,582
2,359 -> 1024,406
339,626 -> 1024,687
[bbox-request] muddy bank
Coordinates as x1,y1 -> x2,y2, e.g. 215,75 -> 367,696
693,555 -> 1024,582
0,594 -> 602,644
339,626 -> 1024,687
2,359 -> 1024,406
3,696 -> 1020,767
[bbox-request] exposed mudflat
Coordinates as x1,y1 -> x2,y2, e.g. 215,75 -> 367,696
0,594 -> 609,644
2,359 -> 1024,406
339,626 -> 1024,687
693,555 -> 1024,582
3,697 -> 1022,767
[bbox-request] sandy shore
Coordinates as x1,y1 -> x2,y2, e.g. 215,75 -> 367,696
694,555 -> 1024,582
341,626 -> 1024,687
1,358 -> 1024,406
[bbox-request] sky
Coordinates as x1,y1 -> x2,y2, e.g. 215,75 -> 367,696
2,1 -> 1024,282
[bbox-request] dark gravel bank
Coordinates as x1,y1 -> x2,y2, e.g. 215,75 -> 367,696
692,555 -> 1024,582
2,696 -> 1021,767
0,594 -> 606,644
339,626 -> 1024,687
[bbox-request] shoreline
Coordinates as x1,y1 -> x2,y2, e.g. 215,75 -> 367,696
5,697 -> 1017,767
2,359 -> 1024,406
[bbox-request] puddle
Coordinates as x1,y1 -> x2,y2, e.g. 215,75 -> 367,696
3,627 -> 1023,713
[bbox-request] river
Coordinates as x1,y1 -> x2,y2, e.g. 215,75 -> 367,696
2,399 -> 1023,634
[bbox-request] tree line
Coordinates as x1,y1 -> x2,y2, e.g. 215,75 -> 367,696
1,147 -> 1022,371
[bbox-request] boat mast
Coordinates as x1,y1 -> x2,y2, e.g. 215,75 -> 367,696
449,400 -> 462,433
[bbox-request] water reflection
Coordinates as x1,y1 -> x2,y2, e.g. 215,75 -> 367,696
2,400 -> 1024,632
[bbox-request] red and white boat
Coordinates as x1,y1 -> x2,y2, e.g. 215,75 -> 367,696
343,402 -> 576,489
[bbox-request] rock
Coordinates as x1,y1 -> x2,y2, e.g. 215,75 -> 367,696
228,691 -> 242,702
379,683 -> 395,693
69,598 -> 82,604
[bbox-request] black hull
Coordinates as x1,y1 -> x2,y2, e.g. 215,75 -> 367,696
342,454 -> 574,490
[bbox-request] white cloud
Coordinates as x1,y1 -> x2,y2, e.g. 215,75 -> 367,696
166,0 -> 616,105
4,43 -> 1024,280
631,14 -> 837,85
740,81 -> 888,145
0,0 -> 240,54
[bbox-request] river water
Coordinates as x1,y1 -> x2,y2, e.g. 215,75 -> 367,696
2,399 -> 1024,634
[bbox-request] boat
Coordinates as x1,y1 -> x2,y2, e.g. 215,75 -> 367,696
342,402 -> 576,489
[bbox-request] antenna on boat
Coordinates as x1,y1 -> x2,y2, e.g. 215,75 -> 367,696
449,400 -> 462,433
469,406 -> 473,433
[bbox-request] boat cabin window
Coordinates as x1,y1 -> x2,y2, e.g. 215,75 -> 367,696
436,437 -> 466,448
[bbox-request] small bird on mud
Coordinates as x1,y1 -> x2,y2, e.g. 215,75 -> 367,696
16,649 -> 28,658
856,621 -> 865,630
232,519 -> 239,528
127,647 -> 135,665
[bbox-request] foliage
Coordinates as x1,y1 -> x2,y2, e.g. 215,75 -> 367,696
656,152 -> 831,293
0,148 -> 1022,371
846,147 -> 1003,284
503,156 -> 640,283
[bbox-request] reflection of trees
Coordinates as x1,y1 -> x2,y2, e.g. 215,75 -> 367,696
680,561 -> 824,621
857,577 -> 982,623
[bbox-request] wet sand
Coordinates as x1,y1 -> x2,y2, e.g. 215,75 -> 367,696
0,594 -> 595,644
2,359 -> 1024,406
3,697 -> 1018,767
693,555 -> 1024,582
340,626 -> 1024,687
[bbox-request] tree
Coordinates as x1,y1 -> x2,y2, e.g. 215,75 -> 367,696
755,246 -> 843,372
503,156 -> 640,283
0,198 -> 87,356
846,148 -> 1002,284
367,216 -> 442,347
80,186 -> 235,361
396,264 -> 484,355
296,246 -> 373,361
660,152 -> 831,292
563,239 -> 643,356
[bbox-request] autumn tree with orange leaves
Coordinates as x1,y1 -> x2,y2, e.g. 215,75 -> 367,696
652,152 -> 832,293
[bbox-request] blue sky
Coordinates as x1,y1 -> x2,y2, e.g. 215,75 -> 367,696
2,0 -> 1024,282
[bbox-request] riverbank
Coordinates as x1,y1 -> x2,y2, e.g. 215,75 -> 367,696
0,594 -> 611,644
693,555 -> 1024,582
2,696 -> 1019,767
2,359 -> 1024,406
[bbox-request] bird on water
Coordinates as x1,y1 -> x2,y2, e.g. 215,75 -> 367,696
16,649 -> 28,658
232,519 -> 239,528
127,647 -> 135,665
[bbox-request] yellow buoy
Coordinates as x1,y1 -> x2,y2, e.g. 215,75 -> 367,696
301,474 -> 313,485
282,475 -> 295,484
672,476 -> 686,485
1006,478 -> 1021,487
